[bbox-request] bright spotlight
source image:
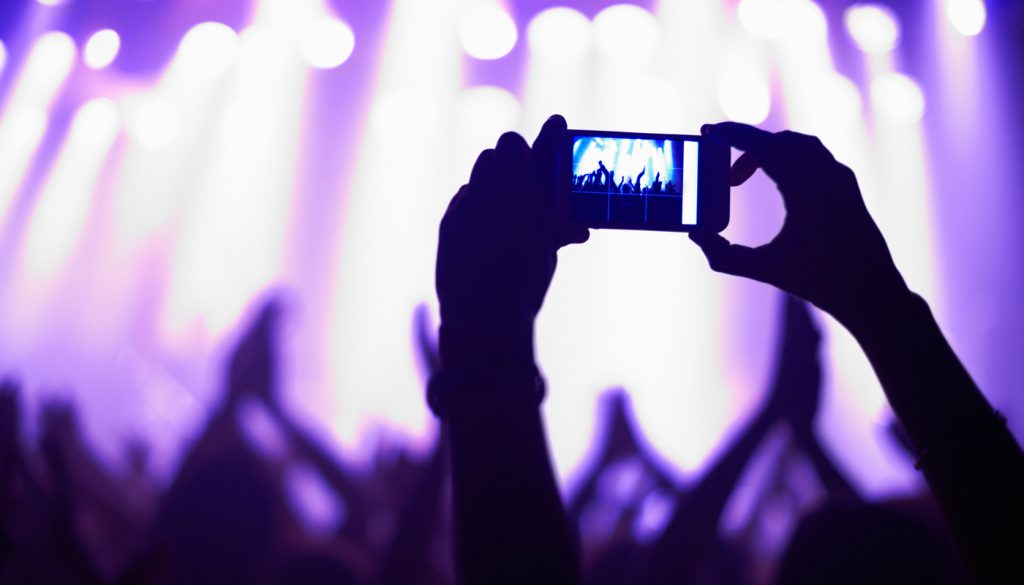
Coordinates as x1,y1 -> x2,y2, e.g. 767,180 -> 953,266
946,0 -> 986,36
459,4 -> 518,60
737,0 -> 782,39
84,29 -> 121,69
455,86 -> 521,141
870,72 -> 925,123
526,6 -> 591,62
0,40 -> 7,77
779,0 -> 828,42
176,21 -> 238,79
807,73 -> 862,121
593,4 -> 661,61
718,69 -> 771,124
132,98 -> 182,149
844,4 -> 900,53
36,0 -> 67,5
299,18 -> 356,69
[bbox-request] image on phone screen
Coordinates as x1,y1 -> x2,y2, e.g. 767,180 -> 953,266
570,133 -> 700,228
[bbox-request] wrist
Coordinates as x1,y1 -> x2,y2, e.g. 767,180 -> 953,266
439,313 -> 536,371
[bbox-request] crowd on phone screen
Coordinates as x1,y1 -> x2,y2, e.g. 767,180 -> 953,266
574,162 -> 679,195
1,118 -> 1022,585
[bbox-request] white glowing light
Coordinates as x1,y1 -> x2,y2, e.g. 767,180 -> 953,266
36,0 -> 67,5
526,7 -> 591,62
737,0 -> 783,40
370,91 -> 442,138
844,4 -> 900,53
870,72 -> 925,123
176,22 -> 238,79
0,41 -> 6,77
299,17 -> 356,69
738,0 -> 827,41
718,69 -> 771,124
16,32 -> 76,105
132,98 -> 182,149
593,4 -> 662,61
25,98 -> 120,280
459,4 -> 518,60
779,1 -> 828,41
83,29 -> 121,69
807,73 -> 862,121
455,86 -> 521,141
946,0 -> 986,36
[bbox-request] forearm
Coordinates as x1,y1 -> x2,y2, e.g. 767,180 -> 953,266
841,291 -> 1024,582
448,397 -> 580,585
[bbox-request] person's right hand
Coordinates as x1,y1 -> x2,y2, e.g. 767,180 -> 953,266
690,123 -> 911,325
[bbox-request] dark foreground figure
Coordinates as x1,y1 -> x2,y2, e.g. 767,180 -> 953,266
433,116 -> 1024,585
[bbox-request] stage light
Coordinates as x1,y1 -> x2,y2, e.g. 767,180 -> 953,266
455,85 -> 520,139
84,29 -> 121,69
458,4 -> 518,60
779,0 -> 828,42
131,98 -> 182,149
806,73 -> 862,122
870,72 -> 925,123
0,32 -> 75,223
526,6 -> 591,63
737,0 -> 782,40
0,40 -> 6,77
593,4 -> 661,62
299,17 -> 355,69
718,68 -> 771,124
24,98 -> 120,281
946,0 -> 986,36
176,21 -> 238,80
844,4 -> 900,53
36,0 -> 67,5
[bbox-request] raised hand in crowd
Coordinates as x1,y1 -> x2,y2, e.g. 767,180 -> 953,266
433,115 -> 588,585
690,122 -> 1024,584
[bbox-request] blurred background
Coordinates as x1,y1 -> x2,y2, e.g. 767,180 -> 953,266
0,0 -> 1021,508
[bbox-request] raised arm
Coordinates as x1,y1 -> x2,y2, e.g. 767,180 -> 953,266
433,115 -> 589,585
690,122 -> 1024,583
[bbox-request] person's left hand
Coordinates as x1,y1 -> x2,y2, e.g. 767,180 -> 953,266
228,300 -> 282,406
436,115 -> 588,365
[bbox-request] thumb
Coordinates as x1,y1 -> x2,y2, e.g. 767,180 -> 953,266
689,232 -> 765,281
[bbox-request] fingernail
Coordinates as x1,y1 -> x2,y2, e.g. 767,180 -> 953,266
700,124 -> 711,135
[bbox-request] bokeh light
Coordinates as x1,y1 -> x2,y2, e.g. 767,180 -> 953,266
84,29 -> 121,69
526,6 -> 591,63
593,4 -> 661,62
946,0 -> 986,37
844,4 -> 901,53
870,72 -> 925,123
299,17 -> 356,69
718,68 -> 772,124
458,4 -> 518,60
176,21 -> 239,79
131,98 -> 182,149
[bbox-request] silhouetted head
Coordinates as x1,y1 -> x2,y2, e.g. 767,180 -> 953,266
775,499 -> 960,585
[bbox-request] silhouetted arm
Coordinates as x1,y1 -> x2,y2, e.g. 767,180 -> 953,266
434,116 -> 589,585
691,122 -> 1024,584
645,405 -> 774,585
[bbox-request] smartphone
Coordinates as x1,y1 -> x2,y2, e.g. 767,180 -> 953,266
565,129 -> 730,232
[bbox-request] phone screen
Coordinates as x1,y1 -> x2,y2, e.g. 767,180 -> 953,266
566,130 -> 728,232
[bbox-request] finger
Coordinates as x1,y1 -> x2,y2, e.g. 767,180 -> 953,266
689,232 -> 765,282
469,148 -> 496,186
495,131 -> 530,173
445,185 -> 468,214
730,152 -> 761,186
528,114 -> 568,199
703,122 -> 773,154
554,224 -> 590,248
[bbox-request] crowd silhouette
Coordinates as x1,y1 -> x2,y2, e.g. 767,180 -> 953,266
573,162 -> 678,195
1,115 -> 1021,585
